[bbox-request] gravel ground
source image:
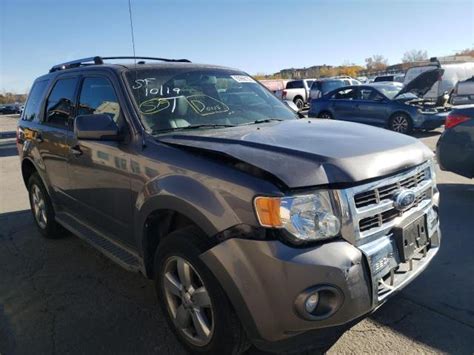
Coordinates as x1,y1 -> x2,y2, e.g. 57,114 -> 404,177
1,114 -> 473,354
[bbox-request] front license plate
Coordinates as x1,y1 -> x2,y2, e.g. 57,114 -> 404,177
393,215 -> 428,262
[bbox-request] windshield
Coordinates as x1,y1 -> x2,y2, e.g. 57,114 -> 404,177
125,67 -> 296,133
374,84 -> 418,100
321,80 -> 345,94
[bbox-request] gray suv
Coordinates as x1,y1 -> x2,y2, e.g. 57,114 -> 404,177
17,56 -> 441,354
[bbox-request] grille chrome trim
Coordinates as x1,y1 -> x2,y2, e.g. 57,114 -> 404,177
335,161 -> 435,245
333,160 -> 439,308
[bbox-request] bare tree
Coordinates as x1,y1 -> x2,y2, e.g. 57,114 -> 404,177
402,49 -> 428,63
365,55 -> 388,71
456,48 -> 474,57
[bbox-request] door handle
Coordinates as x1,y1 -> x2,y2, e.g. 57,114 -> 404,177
70,145 -> 83,157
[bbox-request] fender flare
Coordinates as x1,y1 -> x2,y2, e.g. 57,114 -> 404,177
21,157 -> 52,194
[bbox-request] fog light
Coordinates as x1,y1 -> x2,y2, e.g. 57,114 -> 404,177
295,285 -> 343,320
305,293 -> 319,313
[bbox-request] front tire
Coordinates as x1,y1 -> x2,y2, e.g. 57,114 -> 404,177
389,113 -> 413,134
155,227 -> 249,354
27,172 -> 66,238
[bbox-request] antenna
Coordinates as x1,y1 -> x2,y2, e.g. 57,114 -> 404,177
127,0 -> 137,66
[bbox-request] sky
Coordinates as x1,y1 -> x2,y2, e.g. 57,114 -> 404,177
1,0 -> 473,92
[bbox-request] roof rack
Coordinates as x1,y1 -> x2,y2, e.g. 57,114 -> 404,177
49,56 -> 191,72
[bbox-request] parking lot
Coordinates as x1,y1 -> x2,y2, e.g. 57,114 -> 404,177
0,114 -> 473,354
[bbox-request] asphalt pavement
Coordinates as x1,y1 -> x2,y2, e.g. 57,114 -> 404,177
1,114 -> 473,354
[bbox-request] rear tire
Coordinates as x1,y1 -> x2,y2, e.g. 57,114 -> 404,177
294,97 -> 304,110
318,111 -> 333,119
27,172 -> 66,238
389,113 -> 413,134
154,226 -> 249,354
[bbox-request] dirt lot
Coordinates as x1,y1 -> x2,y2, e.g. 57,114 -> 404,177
1,114 -> 473,354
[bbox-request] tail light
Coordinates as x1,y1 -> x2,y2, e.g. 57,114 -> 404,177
282,90 -> 287,99
445,113 -> 470,129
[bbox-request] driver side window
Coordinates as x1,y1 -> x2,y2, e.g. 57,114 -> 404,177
78,77 -> 121,123
359,88 -> 384,101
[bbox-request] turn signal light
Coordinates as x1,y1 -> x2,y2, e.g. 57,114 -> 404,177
254,197 -> 282,227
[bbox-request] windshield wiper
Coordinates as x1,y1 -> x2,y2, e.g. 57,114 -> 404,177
242,118 -> 284,125
151,124 -> 235,134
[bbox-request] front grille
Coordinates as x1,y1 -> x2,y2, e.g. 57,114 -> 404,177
359,192 -> 428,232
354,170 -> 427,209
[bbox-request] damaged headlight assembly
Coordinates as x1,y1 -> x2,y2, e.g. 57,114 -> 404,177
254,190 -> 341,245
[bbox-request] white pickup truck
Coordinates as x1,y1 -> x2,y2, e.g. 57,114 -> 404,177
275,79 -> 315,109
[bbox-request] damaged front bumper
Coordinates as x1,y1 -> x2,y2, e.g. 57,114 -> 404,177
200,238 -> 373,351
200,221 -> 440,352
200,162 -> 440,352
414,110 -> 447,130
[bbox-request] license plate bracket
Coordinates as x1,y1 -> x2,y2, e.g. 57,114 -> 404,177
392,215 -> 428,262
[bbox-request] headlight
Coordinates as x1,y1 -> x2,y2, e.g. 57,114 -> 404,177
254,191 -> 341,244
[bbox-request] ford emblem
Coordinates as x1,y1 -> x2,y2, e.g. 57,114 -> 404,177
393,189 -> 416,211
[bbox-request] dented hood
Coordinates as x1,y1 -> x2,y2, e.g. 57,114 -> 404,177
157,120 -> 433,188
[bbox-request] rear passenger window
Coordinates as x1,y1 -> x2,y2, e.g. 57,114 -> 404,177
22,80 -> 48,121
78,77 -> 121,123
45,78 -> 78,127
286,81 -> 304,89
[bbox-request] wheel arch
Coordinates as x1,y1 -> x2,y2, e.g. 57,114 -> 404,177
293,95 -> 304,103
21,158 -> 50,192
137,196 -> 219,279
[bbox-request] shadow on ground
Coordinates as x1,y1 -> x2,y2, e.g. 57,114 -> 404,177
366,183 -> 474,354
412,130 -> 442,139
0,139 -> 18,157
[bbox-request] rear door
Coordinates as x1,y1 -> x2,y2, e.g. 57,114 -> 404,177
66,74 -> 134,246
36,76 -> 79,204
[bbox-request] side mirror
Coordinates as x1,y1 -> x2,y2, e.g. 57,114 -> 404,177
75,114 -> 120,140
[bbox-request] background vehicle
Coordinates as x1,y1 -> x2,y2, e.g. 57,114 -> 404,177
450,76 -> 474,105
373,74 -> 405,83
0,104 -> 21,114
404,60 -> 474,105
17,56 -> 440,355
308,71 -> 447,134
331,76 -> 361,85
309,78 -> 350,101
437,106 -> 474,178
258,79 -> 290,94
275,78 -> 315,109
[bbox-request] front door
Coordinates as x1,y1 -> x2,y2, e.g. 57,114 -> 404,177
330,87 -> 358,121
356,87 -> 389,125
65,75 -> 134,246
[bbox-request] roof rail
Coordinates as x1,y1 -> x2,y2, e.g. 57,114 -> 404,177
49,56 -> 191,72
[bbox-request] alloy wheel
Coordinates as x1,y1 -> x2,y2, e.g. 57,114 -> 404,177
163,256 -> 214,347
391,115 -> 409,133
31,184 -> 47,229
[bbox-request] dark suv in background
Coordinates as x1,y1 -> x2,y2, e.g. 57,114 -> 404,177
17,56 -> 441,354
